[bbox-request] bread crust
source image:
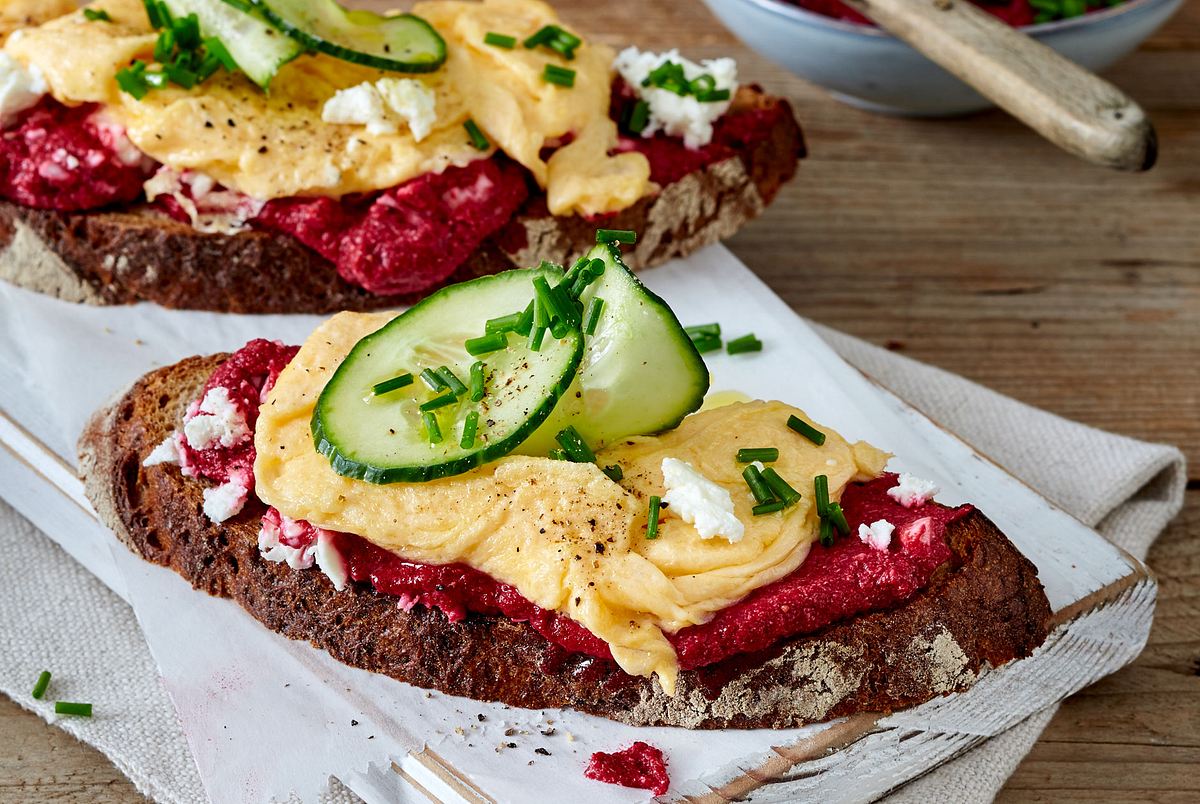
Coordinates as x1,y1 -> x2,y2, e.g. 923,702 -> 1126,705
3,89 -> 803,314
79,355 -> 1052,729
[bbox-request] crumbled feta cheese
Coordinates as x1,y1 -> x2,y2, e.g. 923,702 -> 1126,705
258,514 -> 316,570
0,52 -> 46,127
887,473 -> 940,509
143,167 -> 265,235
661,457 -> 744,543
857,519 -> 894,552
315,531 -> 348,591
322,78 -> 437,140
202,471 -> 250,524
142,432 -> 183,467
183,387 -> 249,451
613,47 -> 737,149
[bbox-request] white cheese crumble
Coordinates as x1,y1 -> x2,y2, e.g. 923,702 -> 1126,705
315,531 -> 348,592
887,473 -> 940,509
202,471 -> 250,524
661,457 -> 745,543
613,47 -> 737,149
0,52 -> 46,127
258,513 -> 316,570
183,387 -> 249,451
142,432 -> 183,467
322,78 -> 437,141
144,167 -> 265,236
857,519 -> 894,552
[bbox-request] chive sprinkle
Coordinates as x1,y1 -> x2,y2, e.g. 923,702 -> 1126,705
814,474 -> 830,517
690,334 -> 722,354
742,465 -> 775,505
595,228 -> 637,244
419,368 -> 447,392
819,518 -> 834,548
753,500 -> 787,516
436,366 -> 468,397
484,31 -> 516,48
515,299 -> 535,336
464,119 -> 490,151
529,293 -> 547,351
547,448 -> 568,460
787,414 -> 826,446
555,425 -> 596,463
603,464 -> 624,482
726,333 -> 763,355
422,411 -> 442,443
696,88 -> 731,103
116,62 -> 150,100
469,361 -> 485,401
761,467 -> 802,507
827,502 -> 850,535
85,8 -> 114,22
529,325 -> 547,351
419,392 -> 458,412
485,312 -> 523,333
542,64 -> 576,87
627,99 -> 650,134
372,373 -> 413,396
460,410 -> 479,449
523,25 -> 581,60
54,701 -> 92,717
465,332 -> 508,356
584,297 -> 605,335
32,671 -> 50,700
685,323 -> 721,338
736,447 -> 779,463
532,276 -> 575,330
646,495 -> 662,539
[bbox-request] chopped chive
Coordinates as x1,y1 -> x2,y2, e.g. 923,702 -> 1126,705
464,119 -> 489,151
514,299 -> 535,336
566,259 -> 605,298
115,63 -> 150,100
144,70 -> 168,89
419,368 -> 448,392
547,448 -> 569,460
685,323 -> 721,338
742,465 -> 776,505
460,410 -> 479,448
761,468 -> 802,507
154,28 -> 175,62
422,411 -> 442,443
542,64 -> 576,87
465,331 -> 508,356
203,36 -> 238,72
595,228 -> 637,245
372,373 -> 413,396
528,325 -> 546,351
485,312 -> 523,333
54,701 -> 92,717
523,25 -> 581,60
736,448 -> 779,463
164,61 -> 198,89
690,334 -> 722,354
827,502 -> 850,535
689,74 -> 717,95
603,464 -> 624,482
32,671 -> 50,699
787,415 -> 826,446
627,99 -> 649,134
555,425 -> 596,463
419,392 -> 458,412
696,88 -> 731,103
814,474 -> 830,517
484,31 -> 517,48
529,294 -> 547,350
753,500 -> 787,516
143,0 -> 165,28
642,60 -> 689,94
646,495 -> 662,539
584,297 -> 605,335
469,361 -> 485,401
436,366 -> 468,397
819,518 -> 834,547
726,333 -> 763,355
532,276 -> 575,330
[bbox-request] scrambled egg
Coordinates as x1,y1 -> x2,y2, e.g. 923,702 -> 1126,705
5,0 -> 650,214
0,0 -> 75,43
254,313 -> 888,693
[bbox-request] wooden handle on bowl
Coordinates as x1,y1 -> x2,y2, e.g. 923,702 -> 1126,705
843,0 -> 1157,170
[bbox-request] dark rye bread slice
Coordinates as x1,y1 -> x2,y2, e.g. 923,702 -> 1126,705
1,87 -> 803,315
79,355 -> 1052,730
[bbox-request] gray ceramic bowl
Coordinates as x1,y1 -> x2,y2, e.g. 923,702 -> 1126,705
701,0 -> 1183,116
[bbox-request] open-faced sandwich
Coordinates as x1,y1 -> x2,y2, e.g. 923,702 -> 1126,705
81,232 -> 1052,748
0,0 -> 803,313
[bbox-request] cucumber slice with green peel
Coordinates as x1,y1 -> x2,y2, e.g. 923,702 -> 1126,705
312,265 -> 582,484
157,0 -> 303,88
517,244 -> 710,454
254,0 -> 446,73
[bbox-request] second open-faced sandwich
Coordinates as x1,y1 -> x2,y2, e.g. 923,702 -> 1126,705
0,0 -> 803,312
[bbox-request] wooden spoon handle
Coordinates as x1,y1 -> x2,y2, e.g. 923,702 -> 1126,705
843,0 -> 1157,171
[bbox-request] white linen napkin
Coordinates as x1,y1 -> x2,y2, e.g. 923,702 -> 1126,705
0,328 -> 1185,803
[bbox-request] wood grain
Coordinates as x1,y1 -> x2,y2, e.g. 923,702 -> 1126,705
1,0 -> 1197,801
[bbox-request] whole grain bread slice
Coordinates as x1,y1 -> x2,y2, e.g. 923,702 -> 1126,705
3,88 -> 803,314
79,355 -> 1052,729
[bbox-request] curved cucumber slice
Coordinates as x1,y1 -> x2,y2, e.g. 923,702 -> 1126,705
255,0 -> 446,73
519,244 -> 709,454
159,0 -> 302,88
313,265 -> 581,483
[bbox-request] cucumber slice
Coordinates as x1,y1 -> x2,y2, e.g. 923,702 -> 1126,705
312,265 -> 582,484
254,0 -> 446,73
158,0 -> 303,88
518,244 -> 710,454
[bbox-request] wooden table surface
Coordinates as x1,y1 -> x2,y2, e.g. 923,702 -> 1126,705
2,1 -> 1198,801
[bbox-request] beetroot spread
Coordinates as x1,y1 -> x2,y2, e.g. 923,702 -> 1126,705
585,741 -> 670,797
0,97 -> 153,211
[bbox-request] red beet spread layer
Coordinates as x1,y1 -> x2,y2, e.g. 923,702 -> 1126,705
0,89 -> 783,295
585,741 -> 670,797
183,341 -> 968,675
